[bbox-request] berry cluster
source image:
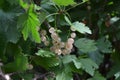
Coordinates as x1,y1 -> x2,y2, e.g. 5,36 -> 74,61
49,27 -> 76,55
40,30 -> 49,46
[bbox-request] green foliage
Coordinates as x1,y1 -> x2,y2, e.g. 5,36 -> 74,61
56,65 -> 73,80
72,21 -> 92,34
0,0 -> 120,79
2,53 -> 28,73
18,4 -> 41,43
79,58 -> 98,76
52,0 -> 76,6
75,38 -> 97,53
88,71 -> 106,80
97,37 -> 112,53
36,49 -> 55,57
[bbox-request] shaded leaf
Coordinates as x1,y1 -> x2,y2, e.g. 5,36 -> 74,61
97,37 -> 112,53
33,56 -> 59,69
79,58 -> 98,76
75,38 -> 97,53
56,65 -> 73,80
2,53 -> 28,73
89,51 -> 104,65
0,10 -> 20,43
88,71 -> 106,80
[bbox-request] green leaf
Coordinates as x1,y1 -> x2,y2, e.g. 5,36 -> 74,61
64,15 -> 72,25
19,0 -> 29,9
56,65 -> 73,80
62,55 -> 81,69
79,58 -> 98,76
72,21 -> 92,34
6,0 -> 19,5
35,49 -> 55,57
2,53 -> 28,73
75,38 -> 97,53
62,55 -> 77,64
0,10 -> 20,43
89,51 -> 104,65
18,4 -> 41,43
97,37 -> 112,53
33,56 -> 59,69
52,0 -> 76,6
73,59 -> 82,69
15,54 -> 28,71
88,71 -> 106,80
20,73 -> 34,80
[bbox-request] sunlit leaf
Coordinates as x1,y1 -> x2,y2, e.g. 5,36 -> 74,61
18,4 -> 41,43
72,21 -> 92,34
52,0 -> 76,6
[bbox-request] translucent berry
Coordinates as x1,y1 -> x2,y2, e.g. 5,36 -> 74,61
60,42 -> 65,48
41,30 -> 47,36
41,36 -> 46,42
49,27 -> 55,33
28,64 -> 33,70
62,49 -> 67,55
66,49 -> 71,54
55,49 -> 62,55
70,27 -> 76,31
50,46 -> 55,52
65,42 -> 73,50
44,41 -> 49,46
51,33 -> 59,40
71,33 -> 76,38
68,38 -> 74,44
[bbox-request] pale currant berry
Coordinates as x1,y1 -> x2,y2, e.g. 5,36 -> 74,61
5,74 -> 11,80
62,49 -> 68,55
65,42 -> 73,50
70,26 -> 76,31
50,46 -> 55,52
41,36 -> 46,42
51,33 -> 59,40
44,41 -> 49,46
41,30 -> 47,36
60,42 -> 65,48
87,6 -> 91,10
55,49 -> 62,55
67,38 -> 74,44
66,49 -> 71,54
71,33 -> 76,38
28,64 -> 33,70
52,40 -> 59,46
49,27 -> 55,33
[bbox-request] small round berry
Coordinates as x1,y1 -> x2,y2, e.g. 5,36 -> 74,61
55,49 -> 62,55
49,27 -> 55,33
41,30 -> 47,36
44,41 -> 49,46
65,42 -> 73,50
66,49 -> 71,54
62,49 -> 67,55
41,36 -> 46,42
70,27 -> 76,31
50,46 -> 55,52
51,33 -> 59,40
60,42 -> 65,48
71,33 -> 76,38
68,38 -> 74,44
28,64 -> 33,70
